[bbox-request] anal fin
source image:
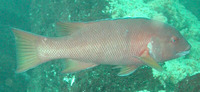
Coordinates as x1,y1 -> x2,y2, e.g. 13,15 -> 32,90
114,65 -> 138,76
63,59 -> 97,73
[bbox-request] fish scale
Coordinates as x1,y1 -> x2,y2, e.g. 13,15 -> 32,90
12,18 -> 191,76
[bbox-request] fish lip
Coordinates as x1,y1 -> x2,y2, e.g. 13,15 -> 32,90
185,45 -> 191,51
176,45 -> 191,56
176,50 -> 190,56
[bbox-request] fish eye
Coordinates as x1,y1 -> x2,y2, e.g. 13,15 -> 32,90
171,36 -> 178,43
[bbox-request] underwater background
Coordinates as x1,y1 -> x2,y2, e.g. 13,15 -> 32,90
0,0 -> 199,92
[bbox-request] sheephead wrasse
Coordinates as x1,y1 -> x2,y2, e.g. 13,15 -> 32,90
12,18 -> 191,76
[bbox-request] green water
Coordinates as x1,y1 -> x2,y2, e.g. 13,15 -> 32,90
0,0 -> 199,92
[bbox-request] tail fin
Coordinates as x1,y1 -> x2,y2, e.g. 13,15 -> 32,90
12,28 -> 41,73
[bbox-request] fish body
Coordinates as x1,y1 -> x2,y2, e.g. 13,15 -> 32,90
12,18 -> 191,76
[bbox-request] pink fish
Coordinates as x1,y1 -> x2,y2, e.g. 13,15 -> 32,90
12,18 -> 191,76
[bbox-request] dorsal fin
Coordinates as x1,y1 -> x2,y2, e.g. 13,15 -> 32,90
56,22 -> 85,36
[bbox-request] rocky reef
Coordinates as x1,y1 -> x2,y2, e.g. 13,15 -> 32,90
108,0 -> 200,90
0,0 -> 199,92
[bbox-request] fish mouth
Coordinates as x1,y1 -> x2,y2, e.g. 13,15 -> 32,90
185,45 -> 191,51
176,50 -> 190,56
176,45 -> 191,56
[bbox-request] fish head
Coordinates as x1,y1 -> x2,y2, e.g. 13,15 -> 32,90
147,22 -> 191,62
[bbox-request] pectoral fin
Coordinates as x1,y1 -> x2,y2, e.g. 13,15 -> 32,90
140,50 -> 163,71
114,65 -> 138,76
63,59 -> 98,73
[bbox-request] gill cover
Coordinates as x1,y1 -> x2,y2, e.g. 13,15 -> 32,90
139,37 -> 163,71
147,37 -> 162,61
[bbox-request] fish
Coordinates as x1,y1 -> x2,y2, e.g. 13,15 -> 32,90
12,18 -> 191,76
